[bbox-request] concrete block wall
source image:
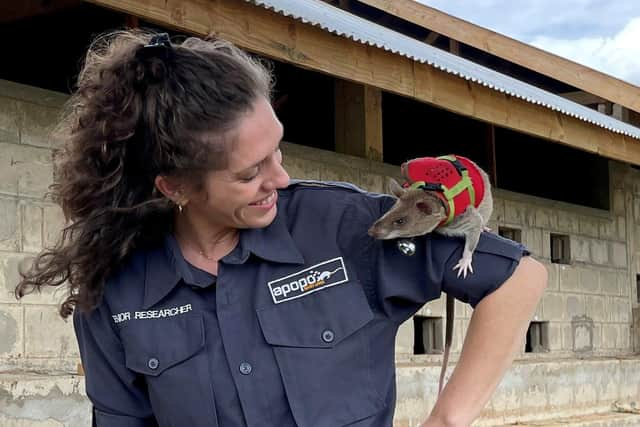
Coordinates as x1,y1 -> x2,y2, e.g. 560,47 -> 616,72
284,142 -> 638,358
1,78 -> 639,425
0,79 -> 76,375
484,188 -> 635,357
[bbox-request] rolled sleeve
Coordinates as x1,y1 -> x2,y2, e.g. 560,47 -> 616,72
73,301 -> 158,427
433,231 -> 529,308
351,192 -> 530,322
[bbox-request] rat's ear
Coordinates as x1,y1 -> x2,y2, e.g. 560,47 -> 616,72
415,201 -> 434,215
387,178 -> 405,198
416,194 -> 446,217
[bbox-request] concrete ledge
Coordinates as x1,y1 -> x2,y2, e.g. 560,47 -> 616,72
394,357 -> 640,426
0,80 -> 67,109
0,372 -> 90,427
506,412 -> 640,427
2,357 -> 639,426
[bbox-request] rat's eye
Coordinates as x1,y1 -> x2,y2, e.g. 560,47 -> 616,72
393,217 -> 406,226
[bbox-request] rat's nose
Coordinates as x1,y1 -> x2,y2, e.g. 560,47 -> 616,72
367,226 -> 380,239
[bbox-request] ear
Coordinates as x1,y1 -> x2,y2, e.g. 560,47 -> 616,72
154,175 -> 186,203
400,161 -> 409,180
416,195 -> 446,217
415,201 -> 433,215
387,178 -> 405,198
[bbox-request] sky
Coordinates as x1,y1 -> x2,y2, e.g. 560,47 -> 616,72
416,0 -> 640,87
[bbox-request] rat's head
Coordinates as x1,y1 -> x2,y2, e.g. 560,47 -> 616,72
368,178 -> 447,240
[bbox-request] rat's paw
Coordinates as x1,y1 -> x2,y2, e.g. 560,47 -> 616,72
453,256 -> 474,278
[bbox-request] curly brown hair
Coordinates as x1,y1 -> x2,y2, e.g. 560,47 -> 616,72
14,29 -> 272,318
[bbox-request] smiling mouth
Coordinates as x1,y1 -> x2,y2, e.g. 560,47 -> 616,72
250,191 -> 276,206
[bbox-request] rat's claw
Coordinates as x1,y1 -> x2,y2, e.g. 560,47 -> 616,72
453,257 -> 474,278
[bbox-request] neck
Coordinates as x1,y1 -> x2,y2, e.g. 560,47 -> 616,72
174,212 -> 239,262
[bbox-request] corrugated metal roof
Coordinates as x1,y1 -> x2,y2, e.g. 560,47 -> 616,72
249,0 -> 640,140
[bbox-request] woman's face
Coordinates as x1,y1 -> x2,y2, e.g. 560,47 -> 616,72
186,96 -> 289,231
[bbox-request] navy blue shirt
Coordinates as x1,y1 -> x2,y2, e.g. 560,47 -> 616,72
74,181 -> 529,427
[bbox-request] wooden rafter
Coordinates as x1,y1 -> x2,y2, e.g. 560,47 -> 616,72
84,0 -> 640,166
335,81 -> 383,161
424,31 -> 439,44
357,0 -> 640,114
560,91 -> 607,106
448,39 -> 459,55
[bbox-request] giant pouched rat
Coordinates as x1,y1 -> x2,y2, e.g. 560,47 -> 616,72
367,155 -> 493,396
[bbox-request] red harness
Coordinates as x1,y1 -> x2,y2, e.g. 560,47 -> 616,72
401,155 -> 485,225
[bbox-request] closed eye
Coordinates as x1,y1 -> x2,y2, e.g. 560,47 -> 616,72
238,145 -> 282,183
240,167 -> 260,182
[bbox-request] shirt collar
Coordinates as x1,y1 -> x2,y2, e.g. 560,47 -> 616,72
142,210 -> 304,309
223,212 -> 305,266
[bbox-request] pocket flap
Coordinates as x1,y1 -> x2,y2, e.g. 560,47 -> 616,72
122,314 -> 205,376
257,281 -> 373,348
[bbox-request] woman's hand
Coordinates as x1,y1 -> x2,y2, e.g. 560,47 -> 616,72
421,256 -> 548,427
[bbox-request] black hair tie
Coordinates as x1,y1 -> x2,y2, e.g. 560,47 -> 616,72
137,33 -> 172,61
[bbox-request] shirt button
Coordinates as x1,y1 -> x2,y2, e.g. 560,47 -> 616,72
148,358 -> 159,370
322,329 -> 335,343
239,362 -> 253,375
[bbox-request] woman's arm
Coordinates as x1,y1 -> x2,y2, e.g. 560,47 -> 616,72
422,256 -> 548,427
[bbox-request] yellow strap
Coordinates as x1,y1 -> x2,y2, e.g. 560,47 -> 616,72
437,154 -> 458,162
442,172 -> 472,200
409,181 -> 426,190
440,171 -> 475,225
443,192 -> 456,225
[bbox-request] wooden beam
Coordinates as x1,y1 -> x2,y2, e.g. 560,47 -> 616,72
85,0 -> 640,166
125,14 -> 139,28
598,103 -> 613,115
335,80 -> 364,158
364,85 -> 383,162
424,31 -> 439,45
560,91 -> 607,106
357,0 -> 640,114
335,81 -> 383,161
448,39 -> 459,55
485,124 -> 497,187
613,104 -> 630,123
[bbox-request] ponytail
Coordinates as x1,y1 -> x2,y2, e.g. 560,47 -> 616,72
16,29 -> 272,317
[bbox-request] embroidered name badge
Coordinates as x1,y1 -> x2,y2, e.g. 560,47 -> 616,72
111,303 -> 193,324
268,257 -> 348,304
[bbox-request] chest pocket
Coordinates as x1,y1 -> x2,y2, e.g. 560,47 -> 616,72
119,313 -> 217,427
256,281 -> 385,427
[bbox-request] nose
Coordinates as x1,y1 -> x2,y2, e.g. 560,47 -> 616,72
264,159 -> 290,191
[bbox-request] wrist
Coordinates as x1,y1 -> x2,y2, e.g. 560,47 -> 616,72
427,404 -> 470,427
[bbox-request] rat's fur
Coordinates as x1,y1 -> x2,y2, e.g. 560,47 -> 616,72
368,160 -> 493,277
367,158 -> 493,395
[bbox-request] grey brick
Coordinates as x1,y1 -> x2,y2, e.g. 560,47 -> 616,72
0,141 -> 53,198
21,202 -> 43,253
18,101 -> 60,148
0,198 -> 19,251
0,98 -> 20,144
0,305 -> 22,356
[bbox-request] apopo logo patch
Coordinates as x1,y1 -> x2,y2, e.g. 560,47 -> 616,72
268,257 -> 348,304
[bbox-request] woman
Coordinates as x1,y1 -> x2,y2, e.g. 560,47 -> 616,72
16,30 -> 547,427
